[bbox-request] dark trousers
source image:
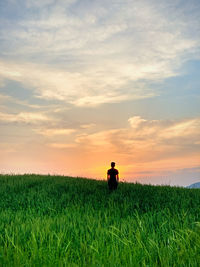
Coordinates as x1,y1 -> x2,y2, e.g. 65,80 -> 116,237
108,180 -> 118,190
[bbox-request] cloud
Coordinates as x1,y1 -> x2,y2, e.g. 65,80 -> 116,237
80,123 -> 96,129
160,119 -> 199,138
47,143 -> 77,149
0,60 -> 157,107
74,116 -> 200,163
75,130 -> 118,147
35,128 -> 76,136
0,0 -> 200,106
128,116 -> 147,129
25,0 -> 57,8
0,111 -> 49,124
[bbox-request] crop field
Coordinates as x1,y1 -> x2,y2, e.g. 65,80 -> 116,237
0,174 -> 200,266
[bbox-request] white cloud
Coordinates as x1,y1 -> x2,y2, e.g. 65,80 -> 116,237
161,119 -> 200,138
0,0 -> 199,106
128,116 -> 147,129
0,111 -> 49,123
0,60 -> 157,106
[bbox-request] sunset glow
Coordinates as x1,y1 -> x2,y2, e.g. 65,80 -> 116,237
0,0 -> 200,186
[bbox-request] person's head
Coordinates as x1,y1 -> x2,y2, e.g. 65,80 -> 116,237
111,162 -> 115,168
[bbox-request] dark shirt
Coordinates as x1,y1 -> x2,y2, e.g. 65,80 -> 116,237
107,168 -> 119,182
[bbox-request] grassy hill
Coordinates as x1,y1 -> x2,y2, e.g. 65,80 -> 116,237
0,174 -> 200,266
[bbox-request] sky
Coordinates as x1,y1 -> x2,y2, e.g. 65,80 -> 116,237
0,0 -> 200,186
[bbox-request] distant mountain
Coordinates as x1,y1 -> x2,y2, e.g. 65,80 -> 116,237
187,182 -> 200,188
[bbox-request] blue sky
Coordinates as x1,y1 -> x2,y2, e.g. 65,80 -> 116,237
0,0 -> 200,186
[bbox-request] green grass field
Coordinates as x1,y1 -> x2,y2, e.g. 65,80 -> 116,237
0,174 -> 200,266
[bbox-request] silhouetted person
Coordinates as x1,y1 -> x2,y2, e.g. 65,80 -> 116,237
107,162 -> 119,190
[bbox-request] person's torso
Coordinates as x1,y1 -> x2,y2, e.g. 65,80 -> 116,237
108,168 -> 118,182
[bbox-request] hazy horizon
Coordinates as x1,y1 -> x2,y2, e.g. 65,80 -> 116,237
0,0 -> 200,186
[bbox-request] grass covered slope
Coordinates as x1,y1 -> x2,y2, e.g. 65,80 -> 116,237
0,175 -> 200,266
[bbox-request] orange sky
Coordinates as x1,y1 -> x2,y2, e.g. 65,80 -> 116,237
1,116 -> 199,186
